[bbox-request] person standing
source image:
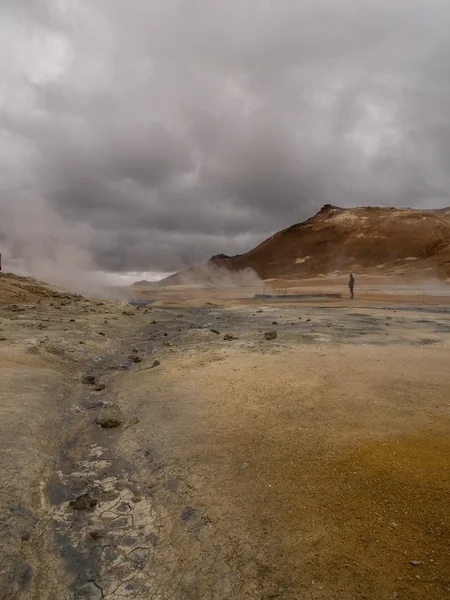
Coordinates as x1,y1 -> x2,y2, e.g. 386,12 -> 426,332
349,274 -> 355,299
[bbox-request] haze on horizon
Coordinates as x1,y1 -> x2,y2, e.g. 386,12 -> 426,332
1,0 -> 450,285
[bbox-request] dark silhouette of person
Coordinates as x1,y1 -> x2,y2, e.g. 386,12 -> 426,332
349,274 -> 355,299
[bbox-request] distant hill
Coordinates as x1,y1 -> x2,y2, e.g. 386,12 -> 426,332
139,205 -> 450,285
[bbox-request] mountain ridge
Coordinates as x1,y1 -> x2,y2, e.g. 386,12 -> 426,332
137,205 -> 450,285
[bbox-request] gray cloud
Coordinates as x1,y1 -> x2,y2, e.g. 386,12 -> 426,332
1,0 -> 450,279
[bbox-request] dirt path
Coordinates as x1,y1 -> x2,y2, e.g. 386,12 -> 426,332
1,280 -> 449,599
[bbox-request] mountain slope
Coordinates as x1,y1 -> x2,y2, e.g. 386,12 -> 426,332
158,205 -> 450,284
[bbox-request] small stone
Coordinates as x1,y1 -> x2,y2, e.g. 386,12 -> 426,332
151,320 -> 157,324
82,375 -> 96,385
264,330 -> 277,341
151,360 -> 160,368
128,416 -> 140,426
88,529 -> 105,541
272,321 -> 278,325
95,417 -> 121,429
98,331 -> 106,336
241,461 -> 249,470
69,319 -> 76,323
0,337 -> 7,341
131,347 -> 139,353
409,560 -> 424,566
210,329 -> 220,335
94,382 -> 106,391
132,355 -> 142,363
224,333 -> 238,341
164,341 -> 173,347
306,318 -> 311,323
103,319 -> 109,324
79,341 -> 85,345
69,493 -> 97,511
393,593 -> 399,598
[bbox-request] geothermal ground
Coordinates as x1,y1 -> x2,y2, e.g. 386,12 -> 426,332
1,273 -> 449,600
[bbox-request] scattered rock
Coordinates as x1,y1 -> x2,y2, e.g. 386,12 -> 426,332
95,417 -> 121,429
224,333 -> 238,341
94,382 -> 106,391
82,375 -> 96,385
210,329 -> 220,335
69,493 -> 97,511
264,330 -> 277,341
151,360 -> 161,368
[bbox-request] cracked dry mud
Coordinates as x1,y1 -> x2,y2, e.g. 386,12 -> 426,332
1,276 -> 450,599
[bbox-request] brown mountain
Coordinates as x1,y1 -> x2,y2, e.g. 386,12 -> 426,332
152,205 -> 450,285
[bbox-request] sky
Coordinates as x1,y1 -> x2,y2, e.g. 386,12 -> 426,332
1,0 -> 450,283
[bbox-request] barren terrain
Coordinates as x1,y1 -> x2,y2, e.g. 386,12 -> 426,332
1,272 -> 449,599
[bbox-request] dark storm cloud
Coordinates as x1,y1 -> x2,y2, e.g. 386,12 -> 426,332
1,0 -> 450,277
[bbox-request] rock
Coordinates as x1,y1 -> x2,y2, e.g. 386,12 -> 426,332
151,360 -> 160,368
264,330 -> 277,341
151,320 -> 157,324
122,310 -> 134,316
131,347 -> 139,353
256,309 -> 264,313
69,319 -> 76,322
210,329 -> 220,335
95,417 -> 121,429
94,382 -> 106,391
163,332 -> 168,336
272,321 -> 278,325
79,341 -> 85,345
0,337 -> 7,341
224,333 -> 238,341
409,560 -> 424,566
132,355 -> 142,363
177,313 -> 184,318
103,319 -> 109,324
98,331 -> 106,336
82,375 -> 96,385
37,323 -> 47,329
128,416 -> 140,426
69,493 -> 97,511
306,318 -> 311,323
88,529 -> 105,541
164,341 -> 173,347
